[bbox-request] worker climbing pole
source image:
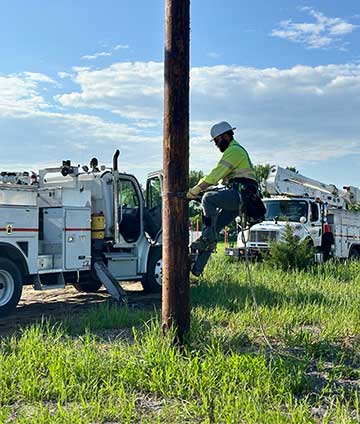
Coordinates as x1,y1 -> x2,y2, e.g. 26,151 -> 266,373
162,0 -> 190,342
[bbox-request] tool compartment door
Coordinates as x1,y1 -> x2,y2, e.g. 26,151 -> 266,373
65,208 -> 91,270
0,204 -> 39,274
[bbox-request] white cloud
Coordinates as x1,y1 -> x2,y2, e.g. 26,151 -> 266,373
57,62 -> 360,170
208,52 -> 220,59
329,22 -> 356,35
114,44 -> 129,50
271,7 -> 358,50
0,69 -> 163,179
23,72 -> 56,84
72,66 -> 91,72
0,74 -> 50,113
56,62 -> 164,119
81,44 -> 129,61
58,71 -> 72,79
81,51 -> 112,60
1,61 -> 360,186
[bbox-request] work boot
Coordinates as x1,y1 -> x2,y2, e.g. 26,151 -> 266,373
190,264 -> 202,277
190,250 -> 212,277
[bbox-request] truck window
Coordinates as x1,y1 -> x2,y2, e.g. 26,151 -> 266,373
118,179 -> 141,242
264,200 -> 308,222
147,177 -> 162,209
310,202 -> 319,222
144,176 -> 162,240
120,180 -> 139,208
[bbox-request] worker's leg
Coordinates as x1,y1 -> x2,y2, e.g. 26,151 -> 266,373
216,209 -> 239,234
193,189 -> 241,244
201,189 -> 240,240
202,189 -> 240,217
191,210 -> 237,277
191,190 -> 241,276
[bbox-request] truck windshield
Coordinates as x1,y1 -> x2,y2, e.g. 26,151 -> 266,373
263,200 -> 308,222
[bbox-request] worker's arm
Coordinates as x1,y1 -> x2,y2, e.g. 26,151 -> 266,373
187,167 -> 231,199
187,180 -> 211,199
187,149 -> 236,199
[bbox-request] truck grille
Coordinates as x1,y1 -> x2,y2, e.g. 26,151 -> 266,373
250,230 -> 277,243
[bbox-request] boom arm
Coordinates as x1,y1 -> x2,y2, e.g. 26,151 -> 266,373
266,166 -> 360,208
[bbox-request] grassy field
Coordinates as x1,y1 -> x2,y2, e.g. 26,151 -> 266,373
0,254 -> 359,423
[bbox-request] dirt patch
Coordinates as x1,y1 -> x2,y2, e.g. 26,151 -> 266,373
0,282 -> 161,337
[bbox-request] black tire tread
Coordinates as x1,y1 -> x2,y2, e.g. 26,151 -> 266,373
142,247 -> 162,293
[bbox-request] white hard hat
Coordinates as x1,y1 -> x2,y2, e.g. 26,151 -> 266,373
210,121 -> 236,141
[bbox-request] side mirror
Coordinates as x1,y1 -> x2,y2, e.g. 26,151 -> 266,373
300,216 -> 306,224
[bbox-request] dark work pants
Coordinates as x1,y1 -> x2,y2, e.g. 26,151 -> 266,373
191,188 -> 242,276
201,189 -> 241,242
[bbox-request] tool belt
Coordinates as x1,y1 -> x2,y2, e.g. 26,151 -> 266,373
228,178 -> 266,226
228,178 -> 259,194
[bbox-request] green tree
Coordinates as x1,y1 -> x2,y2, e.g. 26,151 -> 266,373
268,222 -> 314,271
188,170 -> 204,226
347,202 -> 360,212
253,163 -> 271,197
189,170 -> 204,188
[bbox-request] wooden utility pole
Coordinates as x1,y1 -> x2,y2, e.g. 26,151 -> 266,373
162,0 -> 190,342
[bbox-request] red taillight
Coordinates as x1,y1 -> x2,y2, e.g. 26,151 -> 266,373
323,224 -> 331,233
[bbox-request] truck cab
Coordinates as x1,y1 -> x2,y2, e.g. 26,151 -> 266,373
233,197 -> 323,255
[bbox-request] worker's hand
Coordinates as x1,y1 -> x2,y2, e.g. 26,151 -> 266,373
186,191 -> 198,200
187,186 -> 202,200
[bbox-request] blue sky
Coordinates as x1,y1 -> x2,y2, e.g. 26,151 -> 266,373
0,0 -> 359,187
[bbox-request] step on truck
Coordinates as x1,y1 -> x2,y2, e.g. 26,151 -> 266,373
0,151 -> 163,317
225,165 -> 360,262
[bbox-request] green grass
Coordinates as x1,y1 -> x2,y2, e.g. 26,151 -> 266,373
0,254 -> 359,423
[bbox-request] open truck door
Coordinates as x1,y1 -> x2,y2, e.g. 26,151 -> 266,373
141,171 -> 163,293
144,171 -> 163,244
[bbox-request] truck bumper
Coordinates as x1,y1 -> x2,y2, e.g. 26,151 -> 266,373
224,247 -> 260,259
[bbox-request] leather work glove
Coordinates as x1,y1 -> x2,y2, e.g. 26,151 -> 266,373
187,185 -> 202,200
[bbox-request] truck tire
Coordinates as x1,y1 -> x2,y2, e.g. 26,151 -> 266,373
73,272 -> 102,293
142,247 -> 162,293
349,247 -> 360,260
0,258 -> 23,318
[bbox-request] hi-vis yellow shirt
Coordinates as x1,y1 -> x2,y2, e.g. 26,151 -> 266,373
196,139 -> 256,191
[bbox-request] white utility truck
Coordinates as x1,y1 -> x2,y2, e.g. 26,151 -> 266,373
225,165 -> 360,261
0,151 -> 163,317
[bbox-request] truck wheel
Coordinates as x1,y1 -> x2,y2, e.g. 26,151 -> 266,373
349,247 -> 360,260
0,258 -> 23,318
73,272 -> 102,293
142,247 -> 162,293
